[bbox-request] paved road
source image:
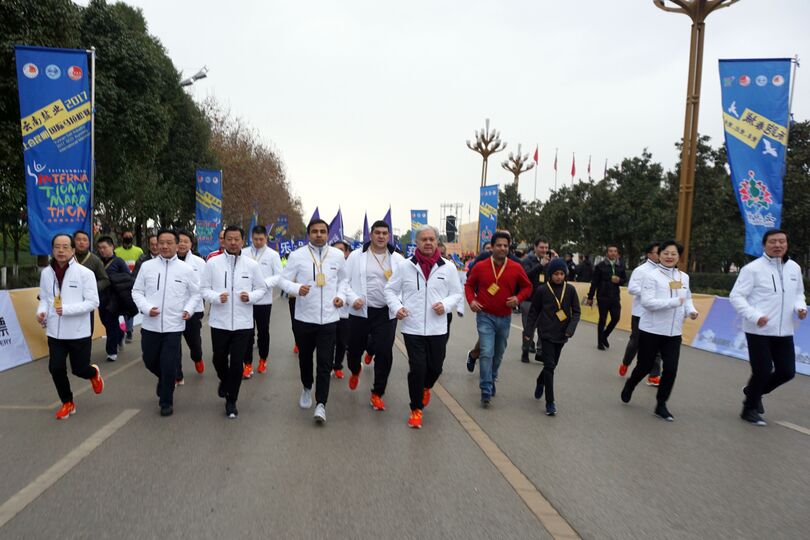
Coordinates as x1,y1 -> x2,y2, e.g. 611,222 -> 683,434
0,302 -> 808,539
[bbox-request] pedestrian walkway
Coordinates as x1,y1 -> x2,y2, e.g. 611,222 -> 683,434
0,303 -> 808,539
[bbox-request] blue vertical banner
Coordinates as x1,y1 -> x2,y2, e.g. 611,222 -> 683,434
14,46 -> 93,255
382,207 -> 393,246
246,207 -> 258,246
410,209 -> 428,231
362,212 -> 370,243
275,214 -> 288,241
719,58 -> 792,256
479,185 -> 498,250
195,168 -> 223,258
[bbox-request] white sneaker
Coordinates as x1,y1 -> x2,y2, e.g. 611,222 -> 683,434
314,403 -> 326,423
299,388 -> 313,409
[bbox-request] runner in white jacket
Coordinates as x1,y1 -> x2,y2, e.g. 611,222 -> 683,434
278,219 -> 347,424
621,240 -> 698,422
132,230 -> 200,417
619,242 -> 662,383
241,225 -> 283,379
200,226 -> 267,419
384,225 -> 462,429
344,220 -> 405,411
729,229 -> 807,426
37,234 -> 104,420
177,230 -> 207,379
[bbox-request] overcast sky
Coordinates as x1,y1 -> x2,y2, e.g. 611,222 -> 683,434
86,0 -> 810,237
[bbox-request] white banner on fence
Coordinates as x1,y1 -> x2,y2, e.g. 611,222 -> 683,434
0,291 -> 33,372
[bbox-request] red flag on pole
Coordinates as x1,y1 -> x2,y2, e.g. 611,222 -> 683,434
533,145 -> 539,164
571,153 -> 576,178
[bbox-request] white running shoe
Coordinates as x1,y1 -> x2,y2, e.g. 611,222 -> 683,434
299,388 -> 313,409
314,403 -> 326,423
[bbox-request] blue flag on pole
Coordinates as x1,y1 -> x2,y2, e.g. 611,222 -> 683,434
246,207 -> 258,246
328,209 -> 344,244
382,207 -> 393,246
195,169 -> 223,257
14,46 -> 94,255
275,214 -> 288,240
362,212 -> 370,243
479,185 -> 498,251
719,58 -> 792,256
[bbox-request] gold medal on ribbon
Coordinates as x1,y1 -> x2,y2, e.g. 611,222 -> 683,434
669,280 -> 682,289
539,274 -> 545,284
487,283 -> 500,296
547,282 -> 568,324
316,273 -> 326,287
556,309 -> 567,321
384,269 -> 393,281
54,295 -> 62,310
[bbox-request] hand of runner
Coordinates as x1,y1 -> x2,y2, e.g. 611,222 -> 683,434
182,311 -> 190,320
469,300 -> 483,312
299,285 -> 311,297
689,311 -> 699,320
333,297 -> 344,308
432,302 -> 445,315
396,307 -> 409,319
505,296 -> 519,308
799,309 -> 807,320
149,307 -> 160,317
352,298 -> 365,310
240,291 -> 250,302
219,292 -> 229,303
757,316 -> 769,327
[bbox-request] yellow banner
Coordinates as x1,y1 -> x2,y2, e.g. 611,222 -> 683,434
196,190 -> 222,211
45,103 -> 91,140
20,99 -> 63,136
723,107 -> 788,149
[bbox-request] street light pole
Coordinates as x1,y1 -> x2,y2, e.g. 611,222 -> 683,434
501,143 -> 535,190
180,66 -> 209,87
466,118 -> 506,187
654,0 -> 739,270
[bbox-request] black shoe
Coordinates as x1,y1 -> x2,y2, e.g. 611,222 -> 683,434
654,403 -> 674,422
225,401 -> 238,419
160,405 -> 173,417
534,353 -> 543,362
545,402 -> 557,416
740,407 -> 767,426
520,351 -> 530,363
106,356 -> 117,362
156,382 -> 160,398
597,343 -> 606,351
534,381 -> 544,400
217,381 -> 227,399
742,386 -> 765,415
481,393 -> 491,407
466,350 -> 476,372
621,384 -> 633,404
528,341 -> 536,354
603,338 -> 610,349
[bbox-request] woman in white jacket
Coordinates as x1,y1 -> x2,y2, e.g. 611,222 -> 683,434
384,225 -> 462,429
621,240 -> 698,422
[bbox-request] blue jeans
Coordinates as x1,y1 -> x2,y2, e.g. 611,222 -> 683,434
476,312 -> 511,396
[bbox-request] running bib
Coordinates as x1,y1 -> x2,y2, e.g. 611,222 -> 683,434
556,309 -> 567,321
487,283 -> 500,296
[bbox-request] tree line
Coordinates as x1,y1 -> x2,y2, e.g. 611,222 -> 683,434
0,0 -> 304,264
499,122 -> 810,273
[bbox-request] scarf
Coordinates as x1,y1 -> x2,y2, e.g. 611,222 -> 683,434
414,248 -> 441,280
50,259 -> 69,289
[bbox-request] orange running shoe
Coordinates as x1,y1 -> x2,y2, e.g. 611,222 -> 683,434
423,388 -> 431,408
370,393 -> 386,411
194,360 -> 205,374
407,409 -> 423,429
90,364 -> 104,394
258,358 -> 268,374
242,363 -> 254,380
364,353 -> 373,365
293,344 -> 299,354
349,371 -> 360,390
646,376 -> 661,387
334,369 -> 344,379
619,364 -> 628,377
55,401 -> 76,420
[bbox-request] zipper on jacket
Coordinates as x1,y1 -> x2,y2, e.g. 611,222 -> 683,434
160,259 -> 169,332
422,270 -> 428,334
231,257 -> 236,330
53,278 -> 62,339
777,261 -> 785,335
771,275 -> 777,292
669,272 -> 677,336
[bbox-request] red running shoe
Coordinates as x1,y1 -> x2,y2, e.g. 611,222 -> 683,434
619,364 -> 628,377
364,353 -> 373,365
55,401 -> 76,420
349,371 -> 360,390
258,358 -> 268,374
90,364 -> 104,394
194,360 -> 205,374
423,388 -> 431,408
407,409 -> 423,429
370,393 -> 386,411
334,369 -> 344,379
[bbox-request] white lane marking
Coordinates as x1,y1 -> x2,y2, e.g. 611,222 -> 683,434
394,338 -> 580,539
776,421 -> 810,436
0,408 -> 140,529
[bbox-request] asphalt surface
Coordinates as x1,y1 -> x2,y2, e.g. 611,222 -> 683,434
0,301 -> 808,539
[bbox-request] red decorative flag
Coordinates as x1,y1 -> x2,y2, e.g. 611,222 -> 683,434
571,154 -> 576,178
533,145 -> 539,164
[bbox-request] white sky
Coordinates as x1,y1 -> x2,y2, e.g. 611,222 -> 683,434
88,0 -> 810,237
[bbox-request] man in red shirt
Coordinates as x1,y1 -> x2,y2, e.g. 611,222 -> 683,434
466,231 -> 533,405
